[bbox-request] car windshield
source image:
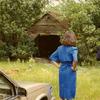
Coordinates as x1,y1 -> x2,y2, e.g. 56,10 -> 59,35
0,74 -> 14,99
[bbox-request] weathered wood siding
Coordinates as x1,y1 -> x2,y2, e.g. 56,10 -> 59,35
28,13 -> 67,35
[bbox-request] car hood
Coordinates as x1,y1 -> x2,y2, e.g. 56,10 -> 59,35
0,70 -> 51,96
17,82 -> 50,95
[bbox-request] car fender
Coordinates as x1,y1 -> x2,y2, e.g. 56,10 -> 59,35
35,93 -> 48,100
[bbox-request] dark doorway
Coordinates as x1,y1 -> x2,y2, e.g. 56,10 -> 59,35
35,35 -> 61,58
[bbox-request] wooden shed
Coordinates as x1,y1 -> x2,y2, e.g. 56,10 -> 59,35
28,12 -> 68,58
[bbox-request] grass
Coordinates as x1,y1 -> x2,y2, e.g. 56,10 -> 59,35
0,60 -> 100,100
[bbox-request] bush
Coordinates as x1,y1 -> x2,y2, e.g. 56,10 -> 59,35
0,41 -> 7,59
0,34 -> 38,60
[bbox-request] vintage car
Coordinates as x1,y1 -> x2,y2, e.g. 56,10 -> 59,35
0,70 -> 55,100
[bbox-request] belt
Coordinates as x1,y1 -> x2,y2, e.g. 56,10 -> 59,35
61,61 -> 72,64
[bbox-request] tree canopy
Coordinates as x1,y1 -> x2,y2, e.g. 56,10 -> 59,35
47,0 -> 100,64
0,0 -> 47,60
0,0 -> 100,64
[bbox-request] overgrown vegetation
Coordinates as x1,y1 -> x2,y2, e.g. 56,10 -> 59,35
0,0 -> 100,64
0,60 -> 100,100
47,0 -> 100,64
0,0 -> 47,60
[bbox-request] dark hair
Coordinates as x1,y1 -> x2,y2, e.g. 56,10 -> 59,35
60,31 -> 77,46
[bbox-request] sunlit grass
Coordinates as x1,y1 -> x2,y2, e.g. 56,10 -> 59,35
0,60 -> 100,100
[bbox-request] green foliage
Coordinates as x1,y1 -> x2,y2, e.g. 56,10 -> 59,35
88,0 -> 100,28
0,41 -> 6,58
5,34 -> 38,60
47,0 -> 100,64
0,0 -> 47,60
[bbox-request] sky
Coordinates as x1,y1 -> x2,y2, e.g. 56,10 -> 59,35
48,0 -> 85,6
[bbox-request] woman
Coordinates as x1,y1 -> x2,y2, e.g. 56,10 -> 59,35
49,32 -> 78,100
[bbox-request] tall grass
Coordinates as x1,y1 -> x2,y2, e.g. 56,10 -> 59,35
0,60 -> 100,100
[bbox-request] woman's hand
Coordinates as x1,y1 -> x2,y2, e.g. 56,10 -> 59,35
72,60 -> 78,71
71,67 -> 77,71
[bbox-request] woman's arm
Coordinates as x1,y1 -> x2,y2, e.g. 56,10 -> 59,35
72,61 -> 78,71
71,47 -> 78,71
51,61 -> 60,68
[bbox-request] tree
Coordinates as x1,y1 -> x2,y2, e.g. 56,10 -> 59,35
88,0 -> 100,28
0,0 -> 47,59
47,0 -> 100,65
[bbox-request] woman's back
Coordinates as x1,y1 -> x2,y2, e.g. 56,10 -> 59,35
55,45 -> 78,63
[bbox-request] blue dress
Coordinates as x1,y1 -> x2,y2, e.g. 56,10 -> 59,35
49,45 -> 78,99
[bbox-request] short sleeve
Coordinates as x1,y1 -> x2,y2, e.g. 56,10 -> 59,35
71,47 -> 78,61
49,48 -> 59,62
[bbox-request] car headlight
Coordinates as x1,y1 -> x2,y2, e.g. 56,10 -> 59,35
49,86 -> 53,96
49,86 -> 55,100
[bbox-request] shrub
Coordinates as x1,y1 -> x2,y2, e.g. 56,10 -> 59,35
0,34 -> 38,60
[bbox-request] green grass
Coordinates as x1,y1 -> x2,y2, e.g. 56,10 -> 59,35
0,60 -> 100,100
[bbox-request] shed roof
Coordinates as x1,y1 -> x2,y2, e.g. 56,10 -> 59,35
28,12 -> 68,37
33,12 -> 68,28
